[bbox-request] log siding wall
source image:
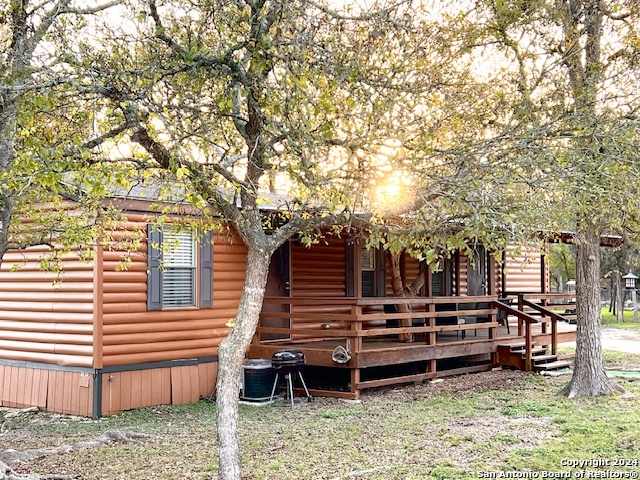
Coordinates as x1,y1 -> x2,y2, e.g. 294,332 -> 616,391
0,246 -> 95,367
100,215 -> 247,367
0,207 -> 246,416
291,238 -> 347,298
289,238 -> 352,333
503,244 -> 548,294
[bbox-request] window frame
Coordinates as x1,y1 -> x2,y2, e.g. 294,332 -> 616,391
161,228 -> 197,308
147,225 -> 213,311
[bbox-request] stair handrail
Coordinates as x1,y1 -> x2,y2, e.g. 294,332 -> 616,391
521,299 -> 571,356
494,300 -> 540,371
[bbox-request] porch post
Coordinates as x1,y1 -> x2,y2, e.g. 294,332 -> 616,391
541,247 -> 547,294
350,304 -> 363,353
424,263 -> 432,297
487,255 -> 496,295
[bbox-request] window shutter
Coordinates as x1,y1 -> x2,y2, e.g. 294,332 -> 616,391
345,240 -> 354,297
432,270 -> 443,296
376,248 -> 386,297
199,231 -> 213,308
361,270 -> 376,297
147,225 -> 163,311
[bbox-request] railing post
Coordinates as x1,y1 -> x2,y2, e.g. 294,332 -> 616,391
427,302 -> 437,374
350,303 -> 362,399
541,298 -> 548,334
351,304 -> 363,353
525,321 -> 533,371
551,313 -> 558,355
427,303 -> 436,346
517,294 -> 525,336
489,306 -> 497,340
489,302 -> 498,364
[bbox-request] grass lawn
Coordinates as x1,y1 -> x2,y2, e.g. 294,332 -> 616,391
601,307 -> 640,328
3,354 -> 640,480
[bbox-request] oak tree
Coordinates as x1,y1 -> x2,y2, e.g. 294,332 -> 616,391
76,1 -> 467,478
0,0 -> 122,266
464,0 -> 640,396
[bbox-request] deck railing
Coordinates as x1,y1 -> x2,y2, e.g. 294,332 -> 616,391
257,293 -> 577,372
257,295 -> 501,355
498,292 -> 577,370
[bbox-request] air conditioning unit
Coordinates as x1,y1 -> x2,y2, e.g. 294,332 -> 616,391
240,359 -> 275,401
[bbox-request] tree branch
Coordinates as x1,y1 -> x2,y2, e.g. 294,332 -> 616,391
147,0 -> 243,80
82,122 -> 130,150
6,241 -> 55,251
58,0 -> 121,15
301,0 -> 411,22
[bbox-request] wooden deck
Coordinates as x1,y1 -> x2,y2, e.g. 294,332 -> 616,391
250,294 -> 577,399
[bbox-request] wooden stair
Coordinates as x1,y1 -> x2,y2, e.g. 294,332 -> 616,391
497,342 -> 573,372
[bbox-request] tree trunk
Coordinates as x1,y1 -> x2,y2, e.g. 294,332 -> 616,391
609,275 -> 614,314
216,245 -> 273,480
615,249 -> 625,323
386,251 -> 413,342
614,271 -> 624,323
406,270 -> 426,297
562,227 -> 621,397
0,195 -> 12,268
0,104 -> 18,269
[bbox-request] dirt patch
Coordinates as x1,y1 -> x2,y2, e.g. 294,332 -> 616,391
601,326 -> 640,354
362,369 -> 532,402
417,369 -> 531,397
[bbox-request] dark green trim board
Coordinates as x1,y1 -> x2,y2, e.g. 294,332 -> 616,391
0,356 -> 218,372
92,372 -> 102,419
100,356 -> 218,373
0,359 -> 95,373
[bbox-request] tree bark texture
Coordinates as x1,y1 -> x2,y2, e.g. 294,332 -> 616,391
614,271 -> 624,323
562,228 -> 621,397
216,245 -> 273,480
386,251 -> 413,342
0,97 -> 18,268
614,249 -> 625,323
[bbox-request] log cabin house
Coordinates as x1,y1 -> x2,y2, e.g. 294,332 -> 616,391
0,192 -> 577,416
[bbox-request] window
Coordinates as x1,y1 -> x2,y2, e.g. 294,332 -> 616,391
431,258 -> 454,296
346,240 -> 385,297
361,246 -> 376,297
147,225 -> 213,311
162,229 -> 196,307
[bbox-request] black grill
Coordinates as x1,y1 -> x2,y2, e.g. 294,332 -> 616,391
271,350 -> 306,374
269,349 -> 313,406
